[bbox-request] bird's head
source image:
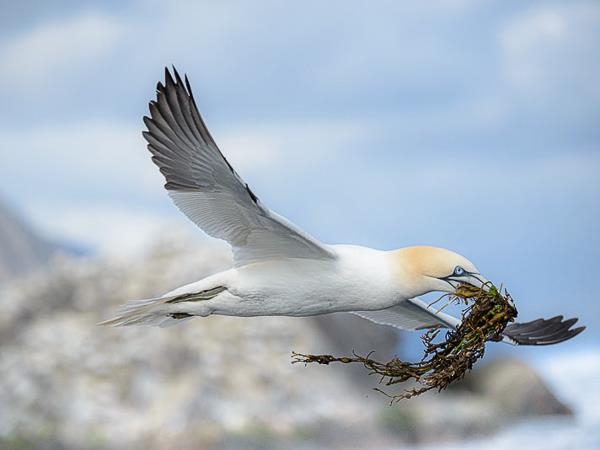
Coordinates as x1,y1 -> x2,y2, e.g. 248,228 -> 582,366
391,246 -> 489,298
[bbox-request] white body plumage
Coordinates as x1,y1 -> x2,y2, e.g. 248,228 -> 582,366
166,245 -> 399,318
102,68 -> 584,346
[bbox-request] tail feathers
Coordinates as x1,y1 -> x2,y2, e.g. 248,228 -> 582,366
99,296 -> 193,327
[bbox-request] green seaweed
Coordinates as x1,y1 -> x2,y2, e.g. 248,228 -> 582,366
292,283 -> 517,402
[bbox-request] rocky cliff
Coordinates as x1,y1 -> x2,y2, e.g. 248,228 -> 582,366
0,198 -> 57,282
0,235 -> 573,449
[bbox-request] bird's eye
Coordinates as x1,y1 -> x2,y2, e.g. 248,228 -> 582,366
454,266 -> 466,276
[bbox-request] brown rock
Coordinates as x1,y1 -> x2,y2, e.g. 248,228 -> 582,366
469,357 -> 572,416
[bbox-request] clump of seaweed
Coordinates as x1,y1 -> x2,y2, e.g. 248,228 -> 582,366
292,283 -> 517,402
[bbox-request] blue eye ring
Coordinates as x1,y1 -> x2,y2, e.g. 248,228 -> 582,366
454,266 -> 466,276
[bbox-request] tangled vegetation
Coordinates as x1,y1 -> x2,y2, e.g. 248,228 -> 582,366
293,283 -> 518,402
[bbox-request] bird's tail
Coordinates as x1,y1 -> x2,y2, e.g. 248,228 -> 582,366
98,295 -> 192,327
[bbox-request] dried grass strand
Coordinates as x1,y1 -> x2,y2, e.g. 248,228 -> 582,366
292,283 -> 517,402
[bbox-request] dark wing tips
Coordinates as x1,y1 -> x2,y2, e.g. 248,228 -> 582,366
142,116 -> 153,130
143,67 -> 243,194
164,66 -> 176,87
570,325 -> 586,339
503,316 -> 585,346
150,66 -> 191,120
159,66 -> 191,98
143,66 -> 202,191
172,66 -> 186,88
184,74 -> 195,102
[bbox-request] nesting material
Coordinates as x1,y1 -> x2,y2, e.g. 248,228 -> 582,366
292,283 -> 517,401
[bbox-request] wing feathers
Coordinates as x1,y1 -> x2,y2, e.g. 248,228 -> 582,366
353,300 -> 584,347
351,298 -> 460,331
502,317 -> 585,345
144,67 -> 335,265
183,73 -> 218,146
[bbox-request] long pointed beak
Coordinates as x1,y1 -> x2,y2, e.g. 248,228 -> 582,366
467,273 -> 491,292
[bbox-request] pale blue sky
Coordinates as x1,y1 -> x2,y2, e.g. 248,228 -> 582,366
1,0 -> 599,344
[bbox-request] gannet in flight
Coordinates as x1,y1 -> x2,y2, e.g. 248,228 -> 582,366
103,68 -> 584,346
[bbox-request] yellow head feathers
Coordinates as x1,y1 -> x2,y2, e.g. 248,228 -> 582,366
389,246 -> 480,297
394,246 -> 478,279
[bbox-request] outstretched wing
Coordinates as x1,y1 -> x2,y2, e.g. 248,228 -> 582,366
143,68 -> 336,266
352,298 -> 460,331
500,316 -> 585,345
352,300 -> 584,346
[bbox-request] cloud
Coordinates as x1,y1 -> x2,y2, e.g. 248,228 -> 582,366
0,115 -> 374,254
219,118 -> 374,174
1,0 -> 599,267
28,203 -> 209,259
500,2 -> 600,100
0,12 -> 123,96
0,121 -> 161,203
0,115 -> 370,193
0,1 -> 505,126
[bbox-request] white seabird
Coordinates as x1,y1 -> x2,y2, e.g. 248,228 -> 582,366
103,68 -> 584,346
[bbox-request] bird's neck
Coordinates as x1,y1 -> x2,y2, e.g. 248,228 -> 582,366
387,247 -> 443,298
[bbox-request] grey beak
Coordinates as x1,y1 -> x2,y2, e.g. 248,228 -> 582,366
468,274 -> 491,292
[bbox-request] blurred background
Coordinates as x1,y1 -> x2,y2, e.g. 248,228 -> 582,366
0,0 -> 599,449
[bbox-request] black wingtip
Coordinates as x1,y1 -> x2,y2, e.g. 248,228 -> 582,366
161,66 -> 189,96
503,316 -> 585,346
571,325 -> 586,337
164,66 -> 175,87
184,74 -> 196,103
560,317 -> 579,328
172,66 -> 184,85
